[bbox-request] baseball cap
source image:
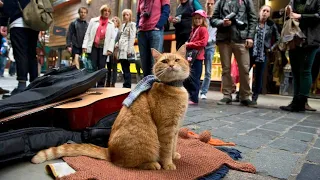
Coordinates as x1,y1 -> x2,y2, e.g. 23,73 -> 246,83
192,10 -> 207,18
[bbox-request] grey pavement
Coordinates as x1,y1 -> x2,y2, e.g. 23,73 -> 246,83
1,71 -> 320,180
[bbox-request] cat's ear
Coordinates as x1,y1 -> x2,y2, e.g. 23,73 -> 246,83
176,44 -> 186,57
151,48 -> 162,61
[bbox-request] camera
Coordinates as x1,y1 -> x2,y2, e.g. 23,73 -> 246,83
142,11 -> 151,18
225,12 -> 247,30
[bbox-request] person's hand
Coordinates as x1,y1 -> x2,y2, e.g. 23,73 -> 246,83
285,5 -> 292,16
245,39 -> 253,48
290,12 -> 301,19
0,1 -> 3,8
223,19 -> 232,27
82,48 -> 87,53
107,51 -> 112,56
67,47 -> 72,52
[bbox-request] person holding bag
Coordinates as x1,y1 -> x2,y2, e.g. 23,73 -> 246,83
0,0 -> 39,95
184,10 -> 209,105
280,0 -> 320,112
116,9 -> 136,88
82,4 -> 115,87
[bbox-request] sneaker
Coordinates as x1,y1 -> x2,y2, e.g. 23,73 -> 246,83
0,87 -> 9,94
240,99 -> 257,107
188,100 -> 198,105
217,98 -> 232,105
200,94 -> 207,100
232,92 -> 240,102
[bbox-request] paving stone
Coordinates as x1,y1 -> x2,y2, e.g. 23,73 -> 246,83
245,119 -> 269,125
282,130 -> 315,142
315,139 -> 320,148
229,135 -> 271,149
246,129 -> 281,140
187,114 -> 215,123
298,121 -> 320,128
216,116 -> 244,123
285,113 -> 309,120
260,123 -> 291,132
272,119 -> 298,126
251,147 -> 300,179
229,122 -> 258,131
269,138 -> 308,153
211,126 -> 246,139
184,124 -> 212,134
197,120 -> 230,128
296,163 -> 320,180
278,117 -> 302,122
258,115 -> 278,120
291,126 -> 318,134
306,148 -> 320,164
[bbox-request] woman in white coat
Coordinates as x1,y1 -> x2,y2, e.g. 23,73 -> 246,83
116,9 -> 136,88
82,4 -> 115,87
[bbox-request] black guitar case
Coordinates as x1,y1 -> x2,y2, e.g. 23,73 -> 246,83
0,66 -> 107,119
0,111 -> 118,166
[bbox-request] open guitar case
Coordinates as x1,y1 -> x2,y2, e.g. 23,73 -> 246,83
0,66 -> 119,165
0,66 -> 108,131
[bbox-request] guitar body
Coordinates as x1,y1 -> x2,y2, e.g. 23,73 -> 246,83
54,88 -> 130,130
0,88 -> 130,132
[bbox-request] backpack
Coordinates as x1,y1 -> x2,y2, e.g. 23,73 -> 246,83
18,0 -> 54,31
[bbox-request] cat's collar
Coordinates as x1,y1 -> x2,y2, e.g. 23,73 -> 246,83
162,80 -> 184,87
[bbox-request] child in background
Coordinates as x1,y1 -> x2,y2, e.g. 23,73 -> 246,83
0,26 -> 8,77
184,10 -> 209,105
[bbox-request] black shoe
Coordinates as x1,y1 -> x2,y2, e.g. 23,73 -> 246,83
217,98 -> 232,105
280,96 -> 305,112
240,99 -> 257,107
305,103 -> 317,112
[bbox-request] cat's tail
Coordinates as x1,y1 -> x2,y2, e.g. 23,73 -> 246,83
31,143 -> 109,164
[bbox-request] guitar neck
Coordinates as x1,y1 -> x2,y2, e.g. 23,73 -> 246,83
0,93 -> 92,124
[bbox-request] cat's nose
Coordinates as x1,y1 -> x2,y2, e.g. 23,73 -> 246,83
169,64 -> 174,68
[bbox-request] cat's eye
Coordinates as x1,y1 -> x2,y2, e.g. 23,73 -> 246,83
175,59 -> 180,62
161,59 -> 168,63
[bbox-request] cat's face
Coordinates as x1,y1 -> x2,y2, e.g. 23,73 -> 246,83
151,45 -> 190,82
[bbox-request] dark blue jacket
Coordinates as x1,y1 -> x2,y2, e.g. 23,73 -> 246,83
0,0 -> 30,26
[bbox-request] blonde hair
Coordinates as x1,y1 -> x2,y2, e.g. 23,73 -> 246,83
192,16 -> 208,28
100,4 -> 111,16
122,9 -> 132,22
112,16 -> 121,28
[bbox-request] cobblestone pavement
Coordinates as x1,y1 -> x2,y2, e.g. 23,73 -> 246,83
185,100 -> 320,180
1,72 -> 320,179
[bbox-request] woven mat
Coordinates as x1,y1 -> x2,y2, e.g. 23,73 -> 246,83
59,138 -> 256,180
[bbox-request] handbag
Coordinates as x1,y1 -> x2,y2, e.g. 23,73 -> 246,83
17,0 -> 54,31
186,27 -> 201,66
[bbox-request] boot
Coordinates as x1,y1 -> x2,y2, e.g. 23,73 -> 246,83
280,96 -> 305,112
111,83 -> 115,87
305,99 -> 317,111
106,82 -> 111,87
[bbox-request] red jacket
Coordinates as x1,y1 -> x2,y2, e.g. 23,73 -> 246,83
186,26 -> 209,60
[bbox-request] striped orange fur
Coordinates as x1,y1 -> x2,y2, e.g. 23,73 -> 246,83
32,45 -> 189,170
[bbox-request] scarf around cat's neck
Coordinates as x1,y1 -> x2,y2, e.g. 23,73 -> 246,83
122,75 -> 184,107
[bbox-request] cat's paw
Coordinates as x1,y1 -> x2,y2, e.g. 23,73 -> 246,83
138,162 -> 161,170
173,152 -> 181,160
162,162 -> 177,170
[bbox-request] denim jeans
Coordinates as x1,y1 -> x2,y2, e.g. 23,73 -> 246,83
0,56 -> 7,76
137,30 -> 164,77
120,59 -> 131,88
289,47 -> 318,97
184,60 -> 203,103
250,56 -> 267,99
200,45 -> 215,95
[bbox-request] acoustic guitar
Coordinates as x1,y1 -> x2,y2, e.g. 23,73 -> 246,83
0,88 -> 130,131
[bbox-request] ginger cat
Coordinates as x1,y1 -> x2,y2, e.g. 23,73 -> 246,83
31,45 -> 190,170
